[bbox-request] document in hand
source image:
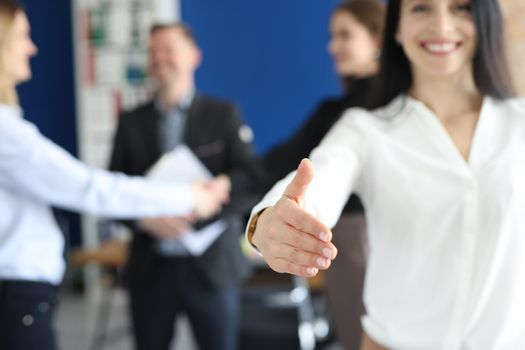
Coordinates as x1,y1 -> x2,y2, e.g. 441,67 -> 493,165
147,144 -> 212,182
147,144 -> 226,256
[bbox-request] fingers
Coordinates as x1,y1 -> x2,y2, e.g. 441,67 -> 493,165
264,241 -> 337,277
275,244 -> 333,269
192,175 -> 234,219
269,250 -> 340,276
274,196 -> 332,243
204,175 -> 231,205
252,206 -> 338,277
191,182 -> 224,219
268,219 -> 336,259
139,217 -> 189,239
210,174 -> 231,196
272,258 -> 320,277
283,158 -> 313,205
163,217 -> 192,234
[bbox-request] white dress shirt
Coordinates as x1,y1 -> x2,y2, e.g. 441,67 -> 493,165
251,95 -> 525,349
0,105 -> 195,284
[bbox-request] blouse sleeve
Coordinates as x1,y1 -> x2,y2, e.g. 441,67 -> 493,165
0,108 -> 194,219
249,108 -> 369,229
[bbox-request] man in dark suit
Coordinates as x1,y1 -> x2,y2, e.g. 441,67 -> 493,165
109,23 -> 262,350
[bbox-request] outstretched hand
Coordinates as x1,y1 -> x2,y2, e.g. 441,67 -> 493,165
252,159 -> 338,277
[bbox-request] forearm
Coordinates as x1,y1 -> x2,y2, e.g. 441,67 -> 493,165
1,120 -> 194,218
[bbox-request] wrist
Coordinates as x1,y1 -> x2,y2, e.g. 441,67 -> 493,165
247,208 -> 268,250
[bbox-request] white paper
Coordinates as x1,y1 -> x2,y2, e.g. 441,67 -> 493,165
147,144 -> 226,256
148,144 -> 212,182
171,220 -> 226,256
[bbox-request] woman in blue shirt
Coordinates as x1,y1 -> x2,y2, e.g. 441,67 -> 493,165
0,2 -> 228,349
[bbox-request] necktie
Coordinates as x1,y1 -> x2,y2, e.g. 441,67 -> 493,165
157,105 -> 191,256
160,105 -> 186,152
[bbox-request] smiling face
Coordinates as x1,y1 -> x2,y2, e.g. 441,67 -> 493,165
396,0 -> 476,80
2,10 -> 37,86
328,10 -> 380,77
148,27 -> 201,87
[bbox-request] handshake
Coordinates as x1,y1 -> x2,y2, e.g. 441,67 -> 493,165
191,174 -> 231,219
140,174 -> 231,239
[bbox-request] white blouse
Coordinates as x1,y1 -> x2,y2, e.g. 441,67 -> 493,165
0,105 -> 195,284
251,95 -> 525,349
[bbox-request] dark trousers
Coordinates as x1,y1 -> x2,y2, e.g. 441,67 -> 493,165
129,256 -> 240,350
0,280 -> 58,350
325,213 -> 368,350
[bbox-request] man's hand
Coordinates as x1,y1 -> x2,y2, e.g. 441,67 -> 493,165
252,159 -> 338,277
139,216 -> 193,239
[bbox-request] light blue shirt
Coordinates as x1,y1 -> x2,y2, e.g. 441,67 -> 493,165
0,105 -> 196,284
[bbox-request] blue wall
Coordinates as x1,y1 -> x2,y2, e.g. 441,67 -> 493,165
18,0 -> 80,247
20,0 -> 344,155
182,0 -> 342,153
18,0 -> 77,156
15,0 -> 345,247
20,2 -> 346,155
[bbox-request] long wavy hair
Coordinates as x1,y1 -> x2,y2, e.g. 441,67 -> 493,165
0,0 -> 23,105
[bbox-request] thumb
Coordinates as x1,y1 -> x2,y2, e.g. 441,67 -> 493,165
283,158 -> 314,205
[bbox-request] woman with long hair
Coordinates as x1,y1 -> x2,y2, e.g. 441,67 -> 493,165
262,1 -> 384,348
248,0 -> 523,349
0,1 -> 228,349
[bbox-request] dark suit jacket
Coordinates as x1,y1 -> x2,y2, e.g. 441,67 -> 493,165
109,94 -> 263,290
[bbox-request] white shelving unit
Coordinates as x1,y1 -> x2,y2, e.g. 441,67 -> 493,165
71,0 -> 180,296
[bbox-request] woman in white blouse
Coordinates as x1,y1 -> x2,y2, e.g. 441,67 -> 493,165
247,0 -> 524,349
0,2 -> 229,349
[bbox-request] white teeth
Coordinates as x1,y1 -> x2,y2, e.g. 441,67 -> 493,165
424,43 -> 457,53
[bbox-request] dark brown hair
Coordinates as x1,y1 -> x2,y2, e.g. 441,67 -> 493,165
334,0 -> 385,38
333,0 -> 385,92
372,0 -> 515,108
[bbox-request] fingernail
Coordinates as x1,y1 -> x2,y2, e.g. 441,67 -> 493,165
316,257 -> 327,268
306,267 -> 318,275
322,247 -> 335,259
319,232 -> 329,242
